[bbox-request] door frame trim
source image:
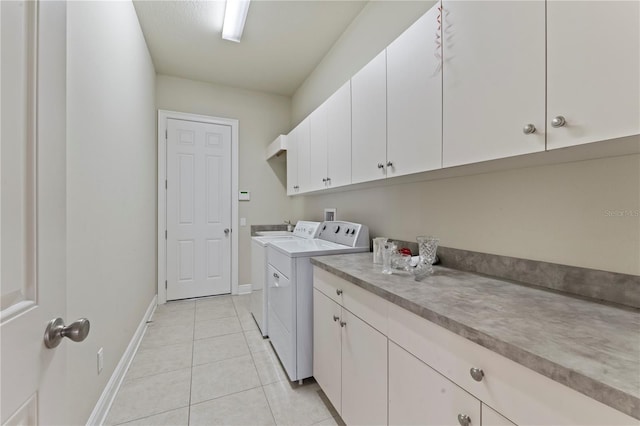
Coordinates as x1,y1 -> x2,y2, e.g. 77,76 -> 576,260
157,110 -> 239,304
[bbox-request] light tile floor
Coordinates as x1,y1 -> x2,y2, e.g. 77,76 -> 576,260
105,294 -> 343,426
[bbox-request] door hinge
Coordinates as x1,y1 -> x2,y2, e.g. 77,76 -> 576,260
165,129 -> 168,140
165,280 -> 167,290
165,230 -> 167,239
165,179 -> 168,189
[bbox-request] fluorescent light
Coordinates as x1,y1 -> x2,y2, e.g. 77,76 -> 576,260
222,0 -> 251,43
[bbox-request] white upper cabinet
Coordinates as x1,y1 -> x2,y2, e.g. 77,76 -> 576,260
308,101 -> 329,192
351,50 -> 388,184
297,117 -> 311,193
547,1 -> 640,149
287,118 -> 310,195
326,81 -> 352,189
387,5 -> 442,177
286,125 -> 299,196
442,1 -> 546,167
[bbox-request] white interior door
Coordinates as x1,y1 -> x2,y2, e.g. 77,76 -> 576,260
166,119 -> 232,300
1,1 -> 70,424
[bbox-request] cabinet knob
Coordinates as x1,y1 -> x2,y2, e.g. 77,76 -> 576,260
457,414 -> 471,426
377,163 -> 384,169
336,289 -> 343,296
386,161 -> 393,168
551,116 -> 566,128
273,272 -> 279,279
340,321 -> 347,327
333,315 -> 340,322
469,367 -> 484,382
522,124 -> 536,134
322,178 -> 327,182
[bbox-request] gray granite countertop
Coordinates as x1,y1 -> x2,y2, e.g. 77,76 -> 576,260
310,253 -> 640,420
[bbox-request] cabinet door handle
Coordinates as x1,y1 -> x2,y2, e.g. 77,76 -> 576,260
322,178 -> 327,182
469,367 -> 484,382
377,163 -> 384,169
457,414 -> 471,426
522,124 -> 536,134
340,321 -> 347,327
333,315 -> 340,322
551,116 -> 566,128
386,161 -> 393,168
336,289 -> 343,296
273,272 -> 279,279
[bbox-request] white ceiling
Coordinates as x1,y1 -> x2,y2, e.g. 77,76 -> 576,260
133,0 -> 367,96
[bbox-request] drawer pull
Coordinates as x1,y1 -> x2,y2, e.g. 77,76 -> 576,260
340,321 -> 347,327
336,289 -> 343,296
333,315 -> 340,322
273,272 -> 279,279
457,414 -> 471,426
469,367 -> 484,382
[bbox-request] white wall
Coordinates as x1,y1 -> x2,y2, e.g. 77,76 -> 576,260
66,2 -> 157,424
156,75 -> 292,287
291,1 -> 640,275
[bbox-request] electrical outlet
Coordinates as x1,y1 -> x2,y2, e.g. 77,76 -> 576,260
97,348 -> 104,374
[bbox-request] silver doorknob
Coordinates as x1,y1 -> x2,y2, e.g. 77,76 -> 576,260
522,124 -> 536,134
551,116 -> 566,128
470,367 -> 484,381
336,289 -> 343,295
333,315 -> 340,322
386,161 -> 393,168
224,228 -> 230,235
458,414 -> 471,426
377,163 -> 384,169
44,317 -> 90,349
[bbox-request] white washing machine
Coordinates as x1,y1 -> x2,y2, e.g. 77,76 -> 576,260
266,221 -> 369,382
250,221 -> 321,337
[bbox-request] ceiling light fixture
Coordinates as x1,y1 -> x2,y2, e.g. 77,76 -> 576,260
222,0 -> 251,43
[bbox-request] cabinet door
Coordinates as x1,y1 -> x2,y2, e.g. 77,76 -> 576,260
312,289 -> 342,414
482,404 -> 516,426
351,51 -> 387,184
326,81 -> 352,189
341,309 -> 387,426
547,1 -> 640,149
286,125 -> 298,196
296,117 -> 311,193
389,342 -> 481,426
387,5 -> 442,177
309,102 -> 328,192
442,1 -> 545,167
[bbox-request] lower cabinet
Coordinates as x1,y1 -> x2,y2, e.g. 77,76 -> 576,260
389,342 -> 480,426
313,288 -> 388,426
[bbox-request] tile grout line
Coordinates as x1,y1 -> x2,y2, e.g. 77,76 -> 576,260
232,296 -> 279,426
188,303 -> 196,425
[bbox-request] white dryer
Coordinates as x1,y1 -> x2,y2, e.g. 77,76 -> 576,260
266,221 -> 369,382
250,221 -> 321,337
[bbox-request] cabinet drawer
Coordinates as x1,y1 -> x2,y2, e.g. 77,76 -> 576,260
267,247 -> 291,279
388,303 -> 636,426
313,267 -> 388,335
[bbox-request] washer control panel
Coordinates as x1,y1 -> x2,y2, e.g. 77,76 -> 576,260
317,221 -> 370,248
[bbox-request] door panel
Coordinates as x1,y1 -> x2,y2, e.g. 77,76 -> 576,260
309,102 -> 328,192
326,81 -> 352,188
341,309 -> 388,426
1,1 -> 68,424
312,289 -> 342,414
387,4 -> 442,177
547,1 -> 640,149
167,119 -> 232,300
351,51 -> 387,184
442,0 -> 545,167
389,342 -> 481,426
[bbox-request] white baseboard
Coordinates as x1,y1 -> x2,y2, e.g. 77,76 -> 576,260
238,283 -> 252,295
86,295 -> 157,426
